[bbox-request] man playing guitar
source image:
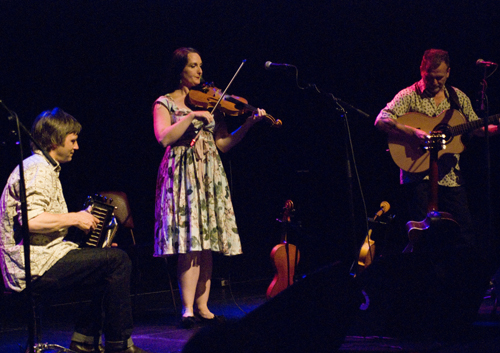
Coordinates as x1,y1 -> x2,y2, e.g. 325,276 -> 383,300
374,49 -> 499,249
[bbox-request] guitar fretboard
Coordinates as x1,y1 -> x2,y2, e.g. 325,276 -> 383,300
450,114 -> 500,136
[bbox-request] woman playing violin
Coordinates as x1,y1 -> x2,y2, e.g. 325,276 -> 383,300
153,47 -> 267,328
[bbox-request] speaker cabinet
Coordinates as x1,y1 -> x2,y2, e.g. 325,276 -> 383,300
183,261 -> 361,353
358,249 -> 490,339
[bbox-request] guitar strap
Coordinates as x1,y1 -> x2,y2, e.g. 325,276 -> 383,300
446,84 -> 462,114
447,84 -> 473,145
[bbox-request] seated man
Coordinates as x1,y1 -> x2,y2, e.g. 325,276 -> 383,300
0,108 -> 151,353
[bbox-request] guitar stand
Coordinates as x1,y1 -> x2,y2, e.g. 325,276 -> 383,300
487,291 -> 498,318
367,215 -> 394,226
484,279 -> 499,318
26,343 -> 76,353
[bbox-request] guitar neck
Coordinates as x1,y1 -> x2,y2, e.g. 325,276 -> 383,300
450,114 -> 500,136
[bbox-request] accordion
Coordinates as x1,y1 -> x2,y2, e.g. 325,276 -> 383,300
80,194 -> 118,248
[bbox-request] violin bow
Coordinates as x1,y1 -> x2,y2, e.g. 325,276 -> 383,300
190,59 -> 247,147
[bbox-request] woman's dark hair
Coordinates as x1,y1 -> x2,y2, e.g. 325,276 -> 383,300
165,47 -> 200,92
420,49 -> 450,73
31,107 -> 81,152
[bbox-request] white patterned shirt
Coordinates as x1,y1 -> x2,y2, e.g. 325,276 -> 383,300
377,79 -> 480,186
0,152 -> 79,292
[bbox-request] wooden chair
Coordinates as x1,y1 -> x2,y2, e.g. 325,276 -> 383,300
98,191 -> 177,312
98,191 -> 136,246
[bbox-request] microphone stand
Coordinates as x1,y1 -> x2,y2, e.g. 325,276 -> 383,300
477,70 -> 495,266
306,84 -> 370,273
0,101 -> 57,353
268,63 -> 369,274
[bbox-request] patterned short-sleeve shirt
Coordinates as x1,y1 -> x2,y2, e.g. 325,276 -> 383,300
0,152 -> 79,292
377,79 -> 480,186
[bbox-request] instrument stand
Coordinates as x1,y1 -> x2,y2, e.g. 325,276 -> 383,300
30,343 -> 76,353
0,101 -> 68,353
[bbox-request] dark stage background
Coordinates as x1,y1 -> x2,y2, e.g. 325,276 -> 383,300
1,1 -> 500,288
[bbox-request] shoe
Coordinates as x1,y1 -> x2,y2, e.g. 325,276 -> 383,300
69,341 -> 105,353
180,316 -> 197,329
105,345 -> 152,353
196,314 -> 226,325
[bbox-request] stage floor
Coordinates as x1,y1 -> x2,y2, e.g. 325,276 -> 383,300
1,278 -> 500,353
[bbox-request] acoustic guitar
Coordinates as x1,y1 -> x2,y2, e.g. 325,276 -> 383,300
266,200 -> 300,300
403,132 -> 460,253
388,109 -> 499,173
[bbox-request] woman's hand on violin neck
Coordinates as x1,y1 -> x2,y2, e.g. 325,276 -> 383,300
246,108 -> 267,125
190,110 -> 214,125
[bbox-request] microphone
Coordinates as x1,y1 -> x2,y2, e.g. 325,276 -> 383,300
375,201 -> 390,218
476,59 -> 498,67
264,61 -> 293,70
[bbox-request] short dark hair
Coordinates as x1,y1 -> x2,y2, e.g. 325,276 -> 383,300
165,47 -> 200,92
420,49 -> 450,73
31,108 -> 81,152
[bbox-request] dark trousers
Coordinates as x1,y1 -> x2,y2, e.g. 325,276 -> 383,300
30,247 -> 133,346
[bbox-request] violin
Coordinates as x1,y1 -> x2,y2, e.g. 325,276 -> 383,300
356,201 -> 390,275
188,82 -> 282,128
266,200 -> 300,300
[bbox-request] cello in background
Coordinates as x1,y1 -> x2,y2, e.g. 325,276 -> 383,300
266,200 -> 300,300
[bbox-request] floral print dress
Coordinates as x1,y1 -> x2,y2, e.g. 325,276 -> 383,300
153,95 -> 242,256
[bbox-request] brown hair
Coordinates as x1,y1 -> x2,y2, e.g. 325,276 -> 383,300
165,47 -> 201,92
420,49 -> 450,73
31,108 -> 81,152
